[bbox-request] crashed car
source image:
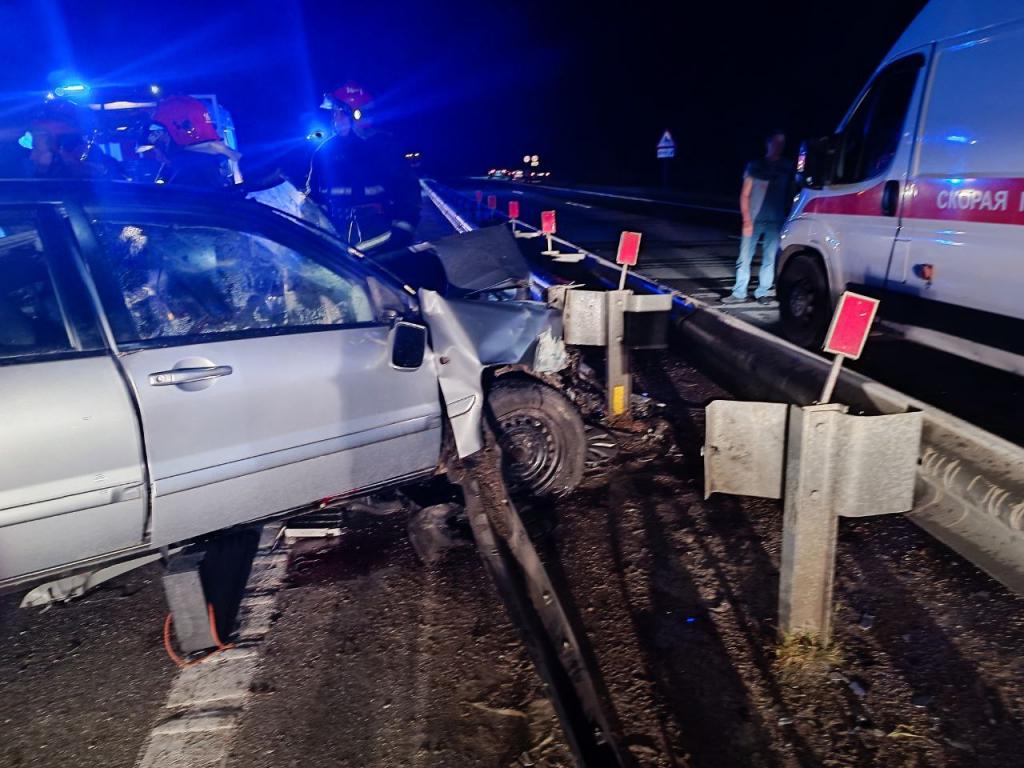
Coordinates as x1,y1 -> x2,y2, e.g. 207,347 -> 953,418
0,179 -> 589,595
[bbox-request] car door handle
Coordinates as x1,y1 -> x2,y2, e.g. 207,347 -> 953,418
148,365 -> 233,387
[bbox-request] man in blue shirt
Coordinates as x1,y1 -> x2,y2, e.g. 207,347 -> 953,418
722,131 -> 793,305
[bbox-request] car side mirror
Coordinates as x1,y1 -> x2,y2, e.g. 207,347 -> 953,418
391,321 -> 427,370
796,136 -> 833,190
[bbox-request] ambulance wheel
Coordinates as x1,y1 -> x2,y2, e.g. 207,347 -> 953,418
778,254 -> 831,349
488,380 -> 586,498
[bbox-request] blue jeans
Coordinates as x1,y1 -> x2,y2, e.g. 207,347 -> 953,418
731,219 -> 781,299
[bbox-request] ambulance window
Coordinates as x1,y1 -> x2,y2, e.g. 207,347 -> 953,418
834,55 -> 923,185
919,28 -> 1024,176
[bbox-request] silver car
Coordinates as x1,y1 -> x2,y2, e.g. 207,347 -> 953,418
0,180 -> 586,594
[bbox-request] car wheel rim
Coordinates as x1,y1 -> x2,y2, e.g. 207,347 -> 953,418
497,412 -> 561,494
789,281 -> 815,325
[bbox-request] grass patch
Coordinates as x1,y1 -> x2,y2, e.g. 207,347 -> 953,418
775,632 -> 843,676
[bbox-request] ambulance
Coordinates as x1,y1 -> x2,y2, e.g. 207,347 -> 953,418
779,0 -> 1024,375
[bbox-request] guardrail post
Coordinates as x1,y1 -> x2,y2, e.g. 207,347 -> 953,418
778,404 -> 845,643
705,401 -> 922,647
605,290 -> 631,419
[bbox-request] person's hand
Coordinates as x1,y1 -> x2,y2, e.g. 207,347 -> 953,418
742,219 -> 753,238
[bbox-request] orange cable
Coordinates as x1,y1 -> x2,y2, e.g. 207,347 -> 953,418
162,604 -> 234,668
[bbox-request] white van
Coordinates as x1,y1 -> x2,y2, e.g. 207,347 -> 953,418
778,0 -> 1024,375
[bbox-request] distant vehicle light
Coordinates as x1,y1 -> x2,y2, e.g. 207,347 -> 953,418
523,155 -> 530,163
531,155 -> 539,164
45,92 -> 55,101
353,109 -> 362,121
150,84 -> 161,95
18,131 -> 33,150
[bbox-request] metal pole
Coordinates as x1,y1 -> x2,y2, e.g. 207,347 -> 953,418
778,404 -> 845,645
819,354 -> 844,404
606,291 -> 631,419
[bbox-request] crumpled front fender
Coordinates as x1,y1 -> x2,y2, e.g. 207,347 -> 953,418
420,290 -> 568,457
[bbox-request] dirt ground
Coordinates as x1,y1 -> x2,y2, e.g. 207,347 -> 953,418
223,513 -> 574,768
528,348 -> 1023,767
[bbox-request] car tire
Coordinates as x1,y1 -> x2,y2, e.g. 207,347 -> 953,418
778,254 -> 831,349
487,380 -> 586,498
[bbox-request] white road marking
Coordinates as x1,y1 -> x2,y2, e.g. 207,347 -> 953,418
565,201 -> 593,209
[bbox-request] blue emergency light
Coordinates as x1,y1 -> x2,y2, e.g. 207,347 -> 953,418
54,83 -> 89,98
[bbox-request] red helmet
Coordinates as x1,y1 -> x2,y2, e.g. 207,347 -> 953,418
320,82 -> 373,113
152,95 -> 220,146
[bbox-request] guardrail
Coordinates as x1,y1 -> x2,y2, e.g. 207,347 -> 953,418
422,179 -> 1024,597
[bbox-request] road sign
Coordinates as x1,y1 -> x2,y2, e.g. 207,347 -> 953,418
508,200 -> 520,219
824,291 -> 879,360
487,194 -> 497,210
541,210 -> 556,234
616,231 -> 642,266
657,130 -> 675,160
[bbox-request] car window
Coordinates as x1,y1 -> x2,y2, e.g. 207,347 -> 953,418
90,220 -> 376,344
0,213 -> 74,362
833,55 -> 923,185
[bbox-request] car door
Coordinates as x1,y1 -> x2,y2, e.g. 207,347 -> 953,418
0,204 -> 147,585
805,53 -> 927,294
75,204 -> 443,546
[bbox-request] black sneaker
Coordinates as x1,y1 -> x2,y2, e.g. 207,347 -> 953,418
720,294 -> 747,305
756,296 -> 774,306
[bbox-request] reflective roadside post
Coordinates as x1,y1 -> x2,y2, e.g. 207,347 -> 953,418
541,210 -> 557,255
537,210 -> 585,261
818,292 -> 880,403
508,200 -> 520,234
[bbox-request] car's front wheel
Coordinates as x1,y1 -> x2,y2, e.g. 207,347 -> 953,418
488,379 -> 586,498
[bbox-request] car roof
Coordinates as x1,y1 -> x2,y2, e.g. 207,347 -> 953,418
0,178 -> 269,217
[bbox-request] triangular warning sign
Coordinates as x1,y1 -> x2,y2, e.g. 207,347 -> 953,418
657,130 -> 675,149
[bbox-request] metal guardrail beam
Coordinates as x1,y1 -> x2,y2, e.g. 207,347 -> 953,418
422,180 -> 1024,596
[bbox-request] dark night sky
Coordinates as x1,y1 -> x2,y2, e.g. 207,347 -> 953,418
0,1 -> 928,194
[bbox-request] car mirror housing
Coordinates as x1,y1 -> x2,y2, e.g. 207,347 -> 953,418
796,136 -> 834,190
390,321 -> 427,370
